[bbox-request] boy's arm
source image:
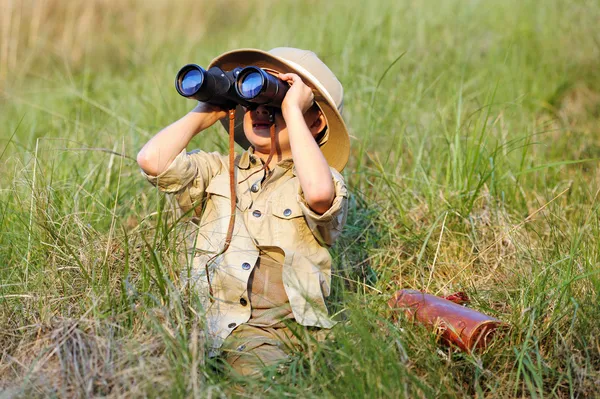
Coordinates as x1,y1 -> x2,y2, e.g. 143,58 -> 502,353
137,103 -> 227,176
279,73 -> 335,215
298,168 -> 348,246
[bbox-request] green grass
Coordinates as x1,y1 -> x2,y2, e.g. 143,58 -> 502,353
1,0 -> 600,397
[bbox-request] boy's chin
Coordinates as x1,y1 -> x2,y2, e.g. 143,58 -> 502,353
249,141 -> 273,153
243,134 -> 269,150
244,129 -> 273,146
250,126 -> 273,137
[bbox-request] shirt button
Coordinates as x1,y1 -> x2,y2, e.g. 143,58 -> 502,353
252,210 -> 262,218
251,184 -> 259,193
228,322 -> 236,328
283,208 -> 292,217
242,262 -> 251,270
240,298 -> 248,306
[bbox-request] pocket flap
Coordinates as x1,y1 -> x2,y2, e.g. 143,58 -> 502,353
206,174 -> 250,211
206,174 -> 231,198
272,200 -> 303,219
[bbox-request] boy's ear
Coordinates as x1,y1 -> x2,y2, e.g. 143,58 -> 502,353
309,112 -> 327,136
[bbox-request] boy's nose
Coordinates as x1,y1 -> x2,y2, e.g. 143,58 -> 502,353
253,105 -> 270,116
251,105 -> 276,122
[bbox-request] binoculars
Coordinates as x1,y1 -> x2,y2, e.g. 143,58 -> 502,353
175,64 -> 289,109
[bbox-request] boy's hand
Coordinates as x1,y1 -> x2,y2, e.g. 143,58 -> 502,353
278,73 -> 314,118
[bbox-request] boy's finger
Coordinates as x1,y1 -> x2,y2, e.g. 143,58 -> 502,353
279,72 -> 302,83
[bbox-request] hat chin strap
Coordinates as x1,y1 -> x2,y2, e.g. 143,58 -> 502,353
204,107 -> 277,301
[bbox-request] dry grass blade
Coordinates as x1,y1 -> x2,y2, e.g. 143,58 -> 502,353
435,186 -> 571,295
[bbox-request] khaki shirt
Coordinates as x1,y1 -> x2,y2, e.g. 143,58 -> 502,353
144,148 -> 348,352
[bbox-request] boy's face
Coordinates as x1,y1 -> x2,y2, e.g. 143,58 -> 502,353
242,105 -> 325,157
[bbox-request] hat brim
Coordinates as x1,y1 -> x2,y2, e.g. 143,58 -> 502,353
208,48 -> 350,172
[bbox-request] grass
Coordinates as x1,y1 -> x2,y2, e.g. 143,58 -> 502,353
1,0 -> 600,397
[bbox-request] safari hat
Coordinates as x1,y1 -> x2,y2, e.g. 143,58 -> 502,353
208,47 -> 350,172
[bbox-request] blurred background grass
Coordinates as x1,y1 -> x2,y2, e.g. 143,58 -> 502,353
1,0 -> 600,397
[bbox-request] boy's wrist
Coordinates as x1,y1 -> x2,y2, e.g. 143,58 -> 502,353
190,103 -> 226,132
185,111 -> 212,134
281,104 -> 303,121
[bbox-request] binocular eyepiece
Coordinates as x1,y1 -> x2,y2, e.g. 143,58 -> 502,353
175,64 -> 289,109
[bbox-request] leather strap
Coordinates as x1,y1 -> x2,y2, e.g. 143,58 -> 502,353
223,108 -> 237,253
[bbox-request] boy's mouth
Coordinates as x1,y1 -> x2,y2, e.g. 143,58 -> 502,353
252,121 -> 273,130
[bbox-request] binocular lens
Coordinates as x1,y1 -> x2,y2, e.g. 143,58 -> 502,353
238,71 -> 263,99
236,67 -> 288,106
180,69 -> 204,96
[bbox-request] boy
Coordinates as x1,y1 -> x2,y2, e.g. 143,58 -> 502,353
137,48 -> 350,376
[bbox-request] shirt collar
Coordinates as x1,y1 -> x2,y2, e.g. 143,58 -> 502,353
237,147 -> 294,172
237,147 -> 259,170
276,159 -> 294,171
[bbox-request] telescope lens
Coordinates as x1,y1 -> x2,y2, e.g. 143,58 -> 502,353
181,69 -> 204,96
238,71 -> 264,99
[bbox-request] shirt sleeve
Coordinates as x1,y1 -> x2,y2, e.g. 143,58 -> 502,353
297,168 -> 348,246
141,149 -> 224,200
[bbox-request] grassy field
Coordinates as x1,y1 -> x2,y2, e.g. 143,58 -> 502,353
1,0 -> 600,397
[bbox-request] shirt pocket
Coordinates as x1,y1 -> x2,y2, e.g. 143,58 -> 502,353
271,199 -> 315,254
205,173 -> 250,212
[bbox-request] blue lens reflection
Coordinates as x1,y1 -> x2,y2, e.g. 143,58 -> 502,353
181,69 -> 203,96
239,72 -> 263,98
